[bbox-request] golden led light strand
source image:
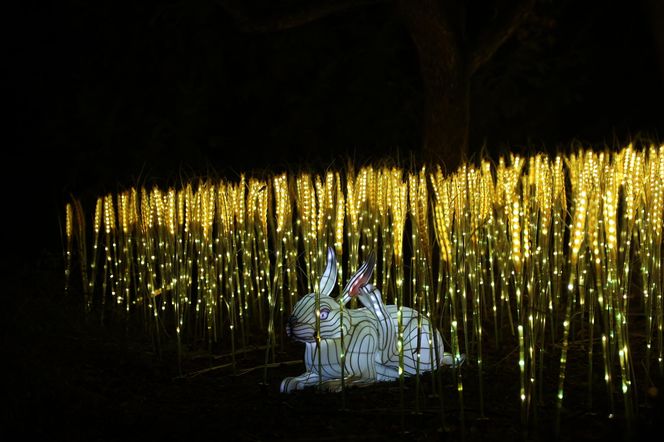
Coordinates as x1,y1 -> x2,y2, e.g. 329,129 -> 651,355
71,198 -> 91,312
64,203 -> 73,295
556,154 -> 589,436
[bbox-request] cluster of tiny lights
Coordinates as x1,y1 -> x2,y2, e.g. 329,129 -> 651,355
64,145 -> 663,428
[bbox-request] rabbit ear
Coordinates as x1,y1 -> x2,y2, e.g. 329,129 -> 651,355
343,250 -> 376,297
318,247 -> 337,297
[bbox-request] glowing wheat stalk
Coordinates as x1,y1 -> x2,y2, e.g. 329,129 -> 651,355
117,191 -> 131,316
137,188 -> 159,348
266,174 -> 289,371
86,198 -> 103,313
599,165 -> 618,415
615,147 -> 639,422
346,167 -> 361,298
585,153 -> 604,408
651,146 -> 664,373
70,198 -> 90,312
551,155 -> 566,335
63,203 -> 74,297
408,167 -> 433,412
215,182 -> 239,370
234,177 -> 251,347
556,152 -> 588,435
314,175 -> 327,269
463,165 -> 488,417
493,158 -> 515,337
100,194 -> 117,324
296,174 -> 313,292
447,169 -> 468,430
387,168 -> 408,421
376,169 -> 392,303
170,186 -> 188,374
243,180 -> 257,333
532,155 -> 553,408
248,179 -> 269,331
367,168 -> 380,277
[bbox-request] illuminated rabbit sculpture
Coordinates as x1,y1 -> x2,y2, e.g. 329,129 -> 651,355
281,247 -> 460,393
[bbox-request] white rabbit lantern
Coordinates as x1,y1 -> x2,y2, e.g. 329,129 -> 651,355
281,247 -> 459,393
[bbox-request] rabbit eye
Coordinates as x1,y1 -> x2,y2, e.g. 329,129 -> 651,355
319,308 -> 330,320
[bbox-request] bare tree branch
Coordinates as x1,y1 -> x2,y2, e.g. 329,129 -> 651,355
468,0 -> 536,74
218,0 -> 388,33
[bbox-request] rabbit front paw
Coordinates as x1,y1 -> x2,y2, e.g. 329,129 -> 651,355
280,372 -> 321,393
280,377 -> 297,393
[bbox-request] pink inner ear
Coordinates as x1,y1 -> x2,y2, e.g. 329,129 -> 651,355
345,251 -> 375,297
348,270 -> 371,297
348,278 -> 364,297
344,252 -> 376,297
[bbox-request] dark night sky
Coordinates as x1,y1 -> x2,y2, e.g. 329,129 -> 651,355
7,0 -> 664,259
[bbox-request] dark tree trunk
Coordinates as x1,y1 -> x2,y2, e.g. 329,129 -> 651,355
398,0 -> 470,171
418,48 -> 470,171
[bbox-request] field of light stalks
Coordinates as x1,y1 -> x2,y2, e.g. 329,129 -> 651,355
63,145 -> 663,429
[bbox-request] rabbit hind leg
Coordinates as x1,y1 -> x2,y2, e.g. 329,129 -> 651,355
321,375 -> 377,392
376,363 -> 400,381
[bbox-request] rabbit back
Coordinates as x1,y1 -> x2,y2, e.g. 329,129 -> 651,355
384,305 -> 446,374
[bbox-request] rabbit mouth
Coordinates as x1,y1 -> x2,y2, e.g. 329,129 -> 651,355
288,323 -> 316,343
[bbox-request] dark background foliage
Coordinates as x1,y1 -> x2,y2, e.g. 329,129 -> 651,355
10,0 -> 664,191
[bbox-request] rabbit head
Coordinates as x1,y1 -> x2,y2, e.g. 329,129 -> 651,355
286,247 -> 350,342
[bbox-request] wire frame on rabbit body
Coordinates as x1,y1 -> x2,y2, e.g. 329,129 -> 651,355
281,247 -> 458,393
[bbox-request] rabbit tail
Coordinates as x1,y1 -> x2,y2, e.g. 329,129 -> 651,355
438,331 -> 465,367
